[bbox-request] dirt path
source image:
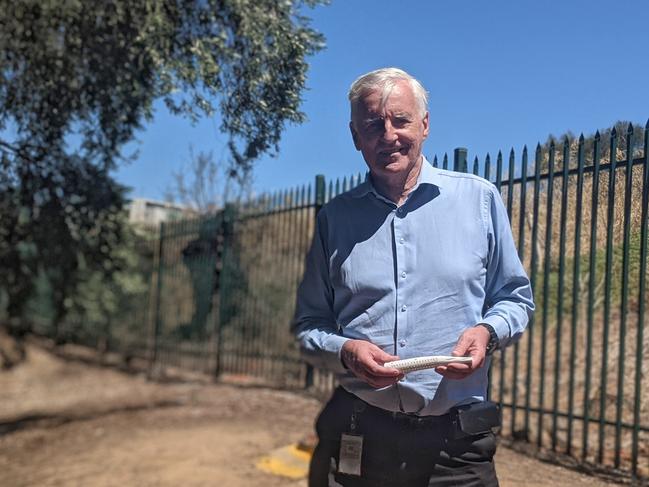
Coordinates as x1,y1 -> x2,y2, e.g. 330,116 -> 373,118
0,342 -> 619,487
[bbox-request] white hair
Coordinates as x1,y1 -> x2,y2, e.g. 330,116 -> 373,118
348,67 -> 429,118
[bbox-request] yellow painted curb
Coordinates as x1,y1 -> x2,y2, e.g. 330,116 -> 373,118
257,443 -> 312,479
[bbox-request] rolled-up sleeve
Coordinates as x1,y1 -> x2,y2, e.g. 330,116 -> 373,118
481,185 -> 535,349
291,210 -> 349,374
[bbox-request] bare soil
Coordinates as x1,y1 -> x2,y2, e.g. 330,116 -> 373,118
0,340 -> 622,487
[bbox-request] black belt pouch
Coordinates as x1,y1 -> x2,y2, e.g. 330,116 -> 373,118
450,401 -> 501,439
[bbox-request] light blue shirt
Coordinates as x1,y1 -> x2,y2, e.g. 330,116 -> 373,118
292,158 -> 534,416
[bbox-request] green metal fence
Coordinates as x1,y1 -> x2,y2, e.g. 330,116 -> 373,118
476,125 -> 649,480
32,121 -> 649,481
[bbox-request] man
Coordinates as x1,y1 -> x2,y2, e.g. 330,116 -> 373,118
292,67 -> 534,486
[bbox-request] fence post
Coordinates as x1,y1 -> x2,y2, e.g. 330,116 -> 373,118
453,147 -> 468,173
214,204 -> 237,379
304,175 -> 326,389
147,221 -> 165,379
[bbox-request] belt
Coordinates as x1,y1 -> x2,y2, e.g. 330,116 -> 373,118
338,387 -> 452,429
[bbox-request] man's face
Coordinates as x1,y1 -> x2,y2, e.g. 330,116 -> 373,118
350,80 -> 429,180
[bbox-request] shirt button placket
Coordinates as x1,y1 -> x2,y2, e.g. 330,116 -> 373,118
395,215 -> 407,352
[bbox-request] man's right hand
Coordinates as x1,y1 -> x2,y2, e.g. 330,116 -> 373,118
341,339 -> 403,388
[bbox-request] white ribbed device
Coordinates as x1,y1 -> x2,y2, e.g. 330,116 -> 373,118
383,355 -> 473,373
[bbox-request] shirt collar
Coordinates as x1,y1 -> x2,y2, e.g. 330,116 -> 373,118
348,155 -> 444,200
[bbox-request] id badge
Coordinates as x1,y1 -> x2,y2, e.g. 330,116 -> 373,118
338,433 -> 363,476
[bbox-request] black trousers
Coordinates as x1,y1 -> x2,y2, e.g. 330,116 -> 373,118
310,387 -> 499,487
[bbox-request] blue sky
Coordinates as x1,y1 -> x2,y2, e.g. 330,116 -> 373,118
115,0 -> 649,200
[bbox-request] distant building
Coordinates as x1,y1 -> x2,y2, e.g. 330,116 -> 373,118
127,198 -> 188,226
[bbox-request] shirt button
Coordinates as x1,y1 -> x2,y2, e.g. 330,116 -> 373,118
401,305 -> 407,312
399,339 -> 406,347
397,207 -> 403,214
399,237 -> 405,244
401,271 -> 406,278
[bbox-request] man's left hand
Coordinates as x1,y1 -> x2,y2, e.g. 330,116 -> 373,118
435,325 -> 491,380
